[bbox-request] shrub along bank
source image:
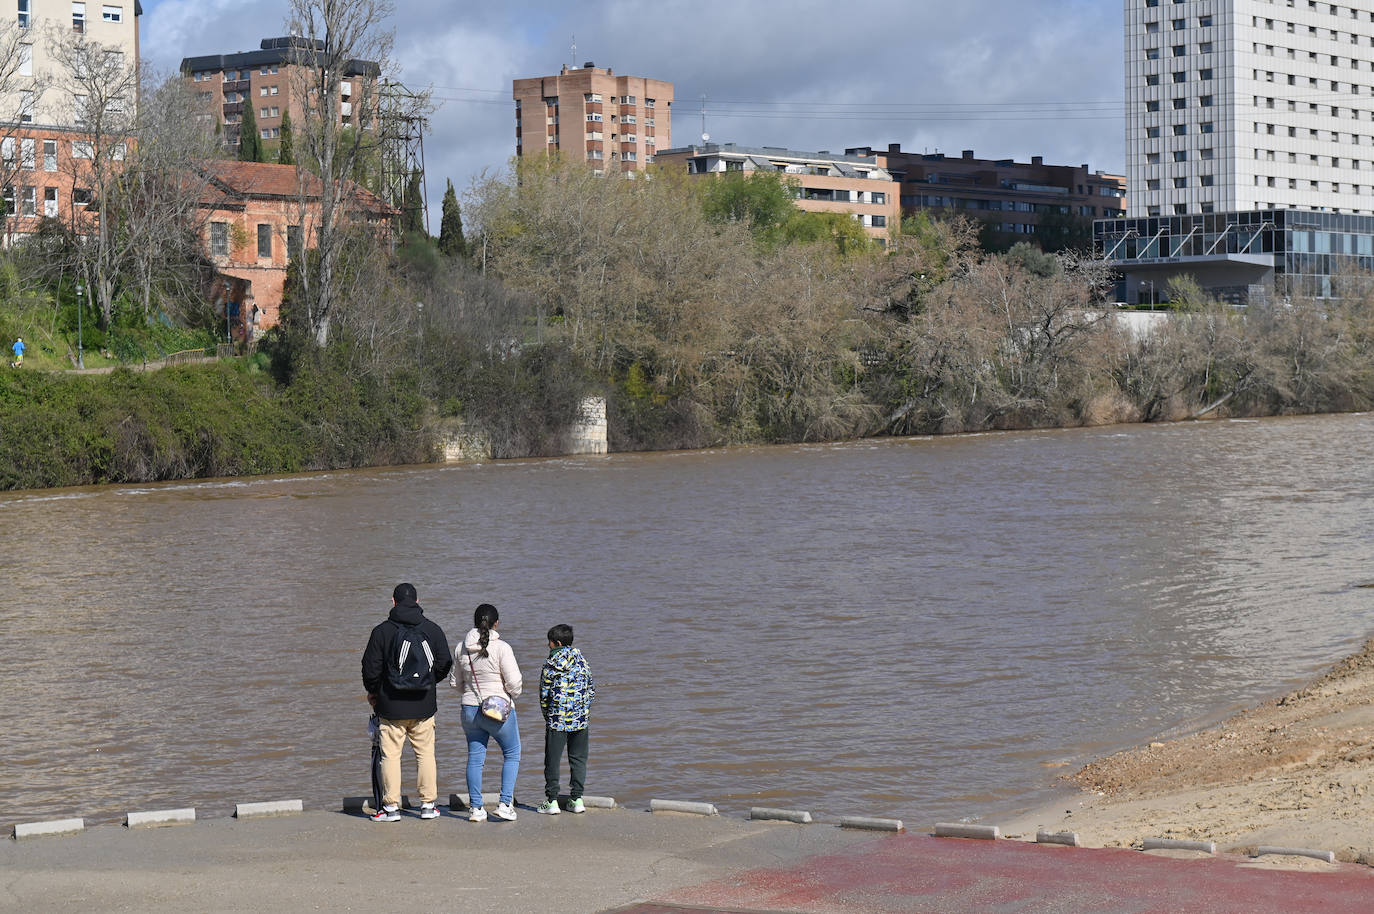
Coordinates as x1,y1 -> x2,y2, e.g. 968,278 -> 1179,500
0,359 -> 433,491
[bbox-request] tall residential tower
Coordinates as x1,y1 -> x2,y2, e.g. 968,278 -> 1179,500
1127,0 -> 1374,217
1100,0 -> 1374,303
513,63 -> 672,173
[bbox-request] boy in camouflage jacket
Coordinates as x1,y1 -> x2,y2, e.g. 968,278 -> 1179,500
536,624 -> 596,814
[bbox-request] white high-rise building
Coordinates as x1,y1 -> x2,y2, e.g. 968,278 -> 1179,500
1126,0 -> 1374,217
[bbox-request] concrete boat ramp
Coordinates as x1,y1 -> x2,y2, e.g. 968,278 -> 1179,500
5,804 -> 1374,913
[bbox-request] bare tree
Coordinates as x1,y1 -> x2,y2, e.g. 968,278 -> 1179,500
284,0 -> 429,346
45,29 -> 137,325
113,71 -> 224,323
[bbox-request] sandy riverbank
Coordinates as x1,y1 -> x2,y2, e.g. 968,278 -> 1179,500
1000,635 -> 1374,866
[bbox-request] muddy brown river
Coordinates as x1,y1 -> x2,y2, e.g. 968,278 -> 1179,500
3,413 -> 1372,828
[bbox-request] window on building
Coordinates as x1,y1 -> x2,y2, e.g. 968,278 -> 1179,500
1146,126 -> 1161,137
1172,71 -> 1186,82
1200,121 -> 1214,133
1173,124 -> 1188,135
1199,15 -> 1212,26
210,222 -> 228,257
1147,178 -> 1161,190
260,107 -> 269,118
1199,41 -> 1213,52
1173,97 -> 1187,109
1147,100 -> 1161,112
1172,44 -> 1186,56
260,86 -> 268,96
101,3 -> 120,21
1146,74 -> 1160,86
1173,150 -> 1188,162
1172,18 -> 1185,29
1200,94 -> 1214,106
43,139 -> 55,171
872,215 -> 887,227
18,185 -> 34,217
1200,147 -> 1214,160
73,188 -> 91,206
42,186 -> 56,217
72,1 -> 84,31
256,224 -> 273,259
1173,177 -> 1188,188
18,0 -> 29,28
287,224 -> 302,260
20,137 -> 33,169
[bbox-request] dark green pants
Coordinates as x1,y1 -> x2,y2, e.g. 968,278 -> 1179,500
544,726 -> 589,801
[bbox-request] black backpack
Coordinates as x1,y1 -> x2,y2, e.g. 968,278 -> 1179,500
387,622 -> 436,691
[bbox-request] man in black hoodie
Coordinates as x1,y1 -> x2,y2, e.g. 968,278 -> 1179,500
361,583 -> 454,821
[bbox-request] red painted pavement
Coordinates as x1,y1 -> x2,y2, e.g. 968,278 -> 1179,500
612,833 -> 1374,914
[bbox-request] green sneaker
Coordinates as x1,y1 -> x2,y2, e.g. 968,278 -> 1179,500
569,797 -> 586,814
536,799 -> 561,815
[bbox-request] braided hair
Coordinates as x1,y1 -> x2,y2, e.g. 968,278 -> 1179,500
474,603 -> 499,657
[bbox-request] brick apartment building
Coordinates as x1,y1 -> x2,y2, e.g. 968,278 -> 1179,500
513,63 -> 672,173
198,161 -> 397,339
845,145 -> 1127,243
654,142 -> 901,241
1,0 -> 141,241
180,36 -> 379,155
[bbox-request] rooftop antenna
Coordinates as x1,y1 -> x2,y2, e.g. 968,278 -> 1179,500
700,93 -> 709,143
570,34 -> 577,69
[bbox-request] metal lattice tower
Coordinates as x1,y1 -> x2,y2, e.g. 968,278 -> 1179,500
378,80 -> 429,234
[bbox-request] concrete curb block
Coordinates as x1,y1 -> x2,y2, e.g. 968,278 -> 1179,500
750,807 -> 813,824
1255,845 -> 1337,864
448,793 -> 512,811
560,795 -> 616,809
650,799 -> 719,816
840,816 -> 905,833
13,818 -> 84,840
125,808 -> 195,829
935,823 -> 999,840
1142,837 -> 1217,854
1036,830 -> 1081,847
234,800 -> 303,819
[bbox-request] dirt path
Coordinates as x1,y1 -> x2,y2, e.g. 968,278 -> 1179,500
1002,636 -> 1374,865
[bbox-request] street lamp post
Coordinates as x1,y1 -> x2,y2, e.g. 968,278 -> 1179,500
75,281 -> 85,369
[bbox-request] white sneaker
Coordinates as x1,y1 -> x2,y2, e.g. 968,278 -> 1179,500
468,806 -> 487,822
419,803 -> 439,820
492,802 -> 518,821
536,799 -> 561,815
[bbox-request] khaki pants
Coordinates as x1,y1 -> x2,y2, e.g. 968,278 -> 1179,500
378,715 -> 436,807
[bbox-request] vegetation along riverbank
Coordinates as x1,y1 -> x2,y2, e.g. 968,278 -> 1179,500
4,153 -> 1374,491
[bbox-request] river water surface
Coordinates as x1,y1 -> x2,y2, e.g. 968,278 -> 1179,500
3,414 -> 1372,828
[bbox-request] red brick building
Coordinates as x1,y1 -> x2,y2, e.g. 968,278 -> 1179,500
197,161 -> 396,339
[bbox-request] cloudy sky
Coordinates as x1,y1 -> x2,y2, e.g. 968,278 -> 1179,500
140,0 -> 1126,226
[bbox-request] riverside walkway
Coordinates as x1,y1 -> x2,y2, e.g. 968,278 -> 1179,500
5,804 -> 1374,913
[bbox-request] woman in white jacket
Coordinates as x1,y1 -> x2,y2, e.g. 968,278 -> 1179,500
451,603 -> 523,821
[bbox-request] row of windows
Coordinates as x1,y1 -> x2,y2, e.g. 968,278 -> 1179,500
1250,15 -> 1374,43
580,94 -> 657,107
1251,120 -> 1374,145
1250,41 -> 1374,67
1142,148 -> 1215,163
1144,67 -> 1214,84
1252,147 -> 1374,169
1144,15 -> 1213,31
1253,175 -> 1370,193
1143,94 -> 1216,110
1142,123 -> 1215,137
208,222 -> 303,260
1144,175 -> 1217,189
1,185 -> 80,218
1247,0 -> 1374,19
1,137 -> 55,171
67,3 -> 124,32
1145,42 -> 1215,58
1248,68 -> 1374,96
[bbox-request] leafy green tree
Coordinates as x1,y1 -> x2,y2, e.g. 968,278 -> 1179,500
437,179 -> 467,257
238,104 -> 263,162
277,110 -> 295,165
775,210 -> 872,256
700,171 -> 796,234
1004,241 -> 1060,278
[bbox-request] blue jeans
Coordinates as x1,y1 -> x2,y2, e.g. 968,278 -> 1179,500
462,705 -> 521,808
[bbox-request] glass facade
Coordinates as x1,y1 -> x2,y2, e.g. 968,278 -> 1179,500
1095,208 -> 1374,300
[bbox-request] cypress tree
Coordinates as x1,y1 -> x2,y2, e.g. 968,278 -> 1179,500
239,105 -> 263,162
402,170 -> 425,234
277,110 -> 295,166
437,179 -> 467,258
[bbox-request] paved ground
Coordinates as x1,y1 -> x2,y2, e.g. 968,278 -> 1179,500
4,805 -> 1373,913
